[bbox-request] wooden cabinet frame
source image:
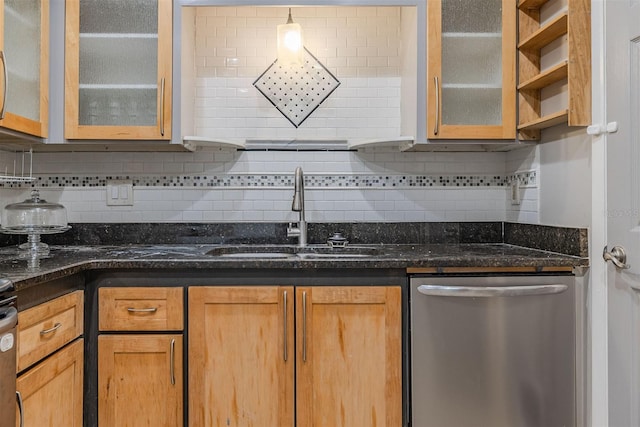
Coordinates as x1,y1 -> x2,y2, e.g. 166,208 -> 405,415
64,0 -> 172,140
16,339 -> 84,427
98,334 -> 183,427
189,285 -> 402,427
0,0 -> 49,138
427,0 -> 516,139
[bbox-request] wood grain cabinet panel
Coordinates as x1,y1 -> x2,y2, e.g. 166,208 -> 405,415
188,286 -> 295,427
17,290 -> 83,372
296,286 -> 402,427
99,287 -> 183,332
98,334 -> 183,427
188,285 -> 402,427
98,286 -> 184,427
16,338 -> 83,427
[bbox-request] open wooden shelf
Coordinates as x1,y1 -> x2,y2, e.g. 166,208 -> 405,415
517,0 -> 590,140
518,61 -> 568,91
518,13 -> 568,51
517,109 -> 568,131
518,0 -> 550,9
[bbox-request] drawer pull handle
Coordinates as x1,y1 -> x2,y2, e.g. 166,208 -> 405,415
160,77 -> 166,137
170,338 -> 176,386
40,322 -> 61,336
433,76 -> 440,136
0,51 -> 7,119
17,391 -> 24,427
127,307 -> 158,313
283,290 -> 288,362
302,291 -> 307,363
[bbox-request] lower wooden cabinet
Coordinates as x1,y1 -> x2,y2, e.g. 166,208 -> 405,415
189,286 -> 294,426
16,338 -> 84,427
188,285 -> 402,427
295,286 -> 402,426
97,287 -> 184,427
98,334 -> 183,427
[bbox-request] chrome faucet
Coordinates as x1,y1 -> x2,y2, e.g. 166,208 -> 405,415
287,166 -> 307,247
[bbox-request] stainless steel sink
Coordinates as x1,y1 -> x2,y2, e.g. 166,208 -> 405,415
295,252 -> 370,259
217,252 -> 297,259
205,245 -> 381,259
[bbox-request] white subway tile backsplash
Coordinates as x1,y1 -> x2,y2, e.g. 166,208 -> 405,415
0,13 -> 543,231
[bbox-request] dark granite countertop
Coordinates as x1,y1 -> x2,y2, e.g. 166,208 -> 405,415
0,242 -> 588,291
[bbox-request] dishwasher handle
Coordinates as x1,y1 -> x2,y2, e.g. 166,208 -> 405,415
417,284 -> 568,298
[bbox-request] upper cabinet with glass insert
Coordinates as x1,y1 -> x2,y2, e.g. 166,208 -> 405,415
0,0 -> 48,138
427,0 -> 516,139
64,0 -> 172,140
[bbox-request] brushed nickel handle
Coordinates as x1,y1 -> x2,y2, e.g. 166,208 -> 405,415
0,51 -> 7,119
170,338 -> 176,386
603,245 -> 631,269
417,284 -> 568,297
17,391 -> 24,427
160,77 -> 165,136
302,291 -> 307,363
40,322 -> 61,336
127,307 -> 158,313
433,76 -> 440,136
283,290 -> 288,362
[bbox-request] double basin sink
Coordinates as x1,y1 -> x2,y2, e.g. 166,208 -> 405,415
205,245 -> 382,260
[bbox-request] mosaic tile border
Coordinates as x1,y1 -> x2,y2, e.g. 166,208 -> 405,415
2,174 -> 509,189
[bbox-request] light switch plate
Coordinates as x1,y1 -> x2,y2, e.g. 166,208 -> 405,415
106,180 -> 134,206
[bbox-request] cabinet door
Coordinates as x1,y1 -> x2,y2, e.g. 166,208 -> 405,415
0,0 -> 49,137
427,0 -> 516,139
296,286 -> 402,427
188,286 -> 294,427
98,334 -> 183,427
16,338 -> 83,427
64,0 -> 172,140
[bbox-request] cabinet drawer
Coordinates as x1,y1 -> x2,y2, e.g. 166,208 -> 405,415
17,290 -> 84,373
99,287 -> 183,332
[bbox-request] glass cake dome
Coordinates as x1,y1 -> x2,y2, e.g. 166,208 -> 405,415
1,189 -> 70,254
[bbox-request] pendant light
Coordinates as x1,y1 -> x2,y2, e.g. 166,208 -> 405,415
277,8 -> 304,66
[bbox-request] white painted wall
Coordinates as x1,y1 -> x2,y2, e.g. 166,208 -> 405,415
538,127 -> 592,227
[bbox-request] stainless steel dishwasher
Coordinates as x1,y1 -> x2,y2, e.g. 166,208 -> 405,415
410,274 -> 576,427
0,278 -> 17,427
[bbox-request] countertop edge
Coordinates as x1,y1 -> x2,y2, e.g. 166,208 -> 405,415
2,243 -> 589,292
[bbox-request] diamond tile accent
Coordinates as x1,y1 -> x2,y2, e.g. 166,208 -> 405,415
253,48 -> 340,128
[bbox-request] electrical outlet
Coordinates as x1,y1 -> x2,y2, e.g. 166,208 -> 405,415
510,180 -> 520,205
106,180 -> 134,206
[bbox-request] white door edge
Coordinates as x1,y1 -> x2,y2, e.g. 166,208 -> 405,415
590,0 -> 608,425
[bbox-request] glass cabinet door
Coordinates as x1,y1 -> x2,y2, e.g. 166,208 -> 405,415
0,0 -> 48,138
65,0 -> 172,140
427,0 -> 515,139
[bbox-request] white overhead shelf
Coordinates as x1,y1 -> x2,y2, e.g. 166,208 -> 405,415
182,136 -> 416,152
